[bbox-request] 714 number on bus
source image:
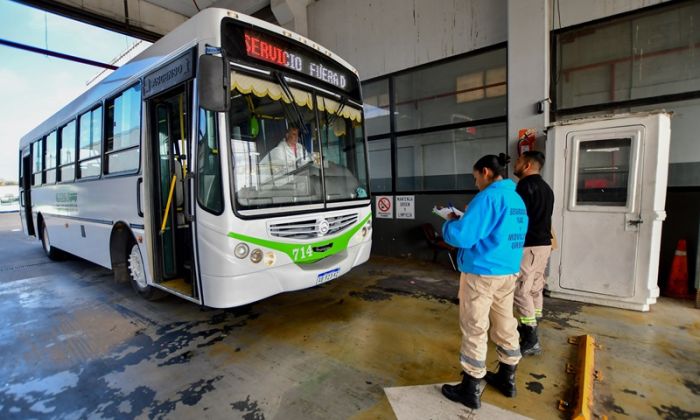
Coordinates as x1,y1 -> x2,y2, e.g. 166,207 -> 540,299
292,245 -> 314,262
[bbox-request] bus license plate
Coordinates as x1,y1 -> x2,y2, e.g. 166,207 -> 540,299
317,268 -> 340,285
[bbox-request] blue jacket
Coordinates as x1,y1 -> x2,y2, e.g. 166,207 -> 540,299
442,179 -> 528,275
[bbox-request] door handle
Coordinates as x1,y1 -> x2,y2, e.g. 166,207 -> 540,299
183,172 -> 194,222
627,219 -> 643,226
136,177 -> 144,217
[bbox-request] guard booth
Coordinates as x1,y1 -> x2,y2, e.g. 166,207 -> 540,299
545,112 -> 671,311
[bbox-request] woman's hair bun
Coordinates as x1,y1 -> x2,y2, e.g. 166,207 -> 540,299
474,153 -> 510,178
497,153 -> 511,165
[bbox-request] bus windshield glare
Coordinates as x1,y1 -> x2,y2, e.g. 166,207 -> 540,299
228,77 -> 369,211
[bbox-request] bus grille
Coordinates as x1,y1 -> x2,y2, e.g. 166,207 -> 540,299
269,213 -> 358,239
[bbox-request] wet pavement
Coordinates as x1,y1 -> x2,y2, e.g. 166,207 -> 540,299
0,213 -> 698,419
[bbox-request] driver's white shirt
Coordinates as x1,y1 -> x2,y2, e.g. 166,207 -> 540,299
260,139 -> 311,179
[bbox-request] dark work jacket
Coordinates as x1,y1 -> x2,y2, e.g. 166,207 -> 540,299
516,174 -> 554,247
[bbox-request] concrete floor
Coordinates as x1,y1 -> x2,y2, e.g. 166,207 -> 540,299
0,213 -> 698,419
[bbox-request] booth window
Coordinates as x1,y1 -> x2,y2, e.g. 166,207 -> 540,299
575,138 -> 632,207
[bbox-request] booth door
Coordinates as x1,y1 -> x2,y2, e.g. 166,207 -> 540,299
552,114 -> 670,299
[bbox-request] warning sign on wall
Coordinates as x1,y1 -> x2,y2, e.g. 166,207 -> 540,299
396,195 -> 415,219
376,196 -> 393,219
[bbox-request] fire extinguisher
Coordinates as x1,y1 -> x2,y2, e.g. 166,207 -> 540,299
517,128 -> 537,156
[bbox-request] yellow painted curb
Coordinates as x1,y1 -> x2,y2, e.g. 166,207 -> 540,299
560,335 -> 604,419
572,334 -> 596,420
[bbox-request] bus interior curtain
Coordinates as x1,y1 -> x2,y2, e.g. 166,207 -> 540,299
317,96 -> 362,123
230,72 -> 313,109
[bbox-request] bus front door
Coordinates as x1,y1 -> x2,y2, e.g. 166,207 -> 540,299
20,148 -> 34,236
147,84 -> 199,301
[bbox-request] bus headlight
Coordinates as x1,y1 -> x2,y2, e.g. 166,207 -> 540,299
362,219 -> 372,237
234,243 -> 250,259
264,252 -> 276,267
250,248 -> 263,263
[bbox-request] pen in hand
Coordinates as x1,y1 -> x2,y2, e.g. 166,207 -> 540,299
447,202 -> 459,220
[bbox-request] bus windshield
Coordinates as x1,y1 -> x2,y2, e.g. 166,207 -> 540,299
228,74 -> 369,211
316,95 -> 368,202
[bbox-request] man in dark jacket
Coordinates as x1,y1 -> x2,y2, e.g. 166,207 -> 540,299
513,151 -> 554,356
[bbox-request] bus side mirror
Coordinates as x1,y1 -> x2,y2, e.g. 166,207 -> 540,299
198,54 -> 230,112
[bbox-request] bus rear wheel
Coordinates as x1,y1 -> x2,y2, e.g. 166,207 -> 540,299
128,243 -> 164,301
41,223 -> 62,261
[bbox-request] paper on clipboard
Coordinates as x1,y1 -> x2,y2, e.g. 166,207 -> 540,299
432,206 -> 464,220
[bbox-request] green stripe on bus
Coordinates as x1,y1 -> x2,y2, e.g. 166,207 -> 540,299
227,214 -> 371,264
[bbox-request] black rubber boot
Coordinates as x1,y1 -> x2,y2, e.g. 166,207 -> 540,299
520,325 -> 542,356
441,372 -> 481,409
484,362 -> 517,397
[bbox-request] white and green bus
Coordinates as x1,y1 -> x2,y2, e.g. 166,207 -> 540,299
18,8 -> 372,308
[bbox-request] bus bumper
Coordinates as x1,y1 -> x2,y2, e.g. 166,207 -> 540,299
200,239 -> 372,308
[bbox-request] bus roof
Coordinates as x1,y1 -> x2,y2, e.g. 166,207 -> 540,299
19,8 -> 359,149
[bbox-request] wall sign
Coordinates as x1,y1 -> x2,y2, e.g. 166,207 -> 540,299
376,195 -> 393,219
396,195 -> 415,219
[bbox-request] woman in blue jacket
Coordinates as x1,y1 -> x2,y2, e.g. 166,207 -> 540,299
440,154 -> 528,409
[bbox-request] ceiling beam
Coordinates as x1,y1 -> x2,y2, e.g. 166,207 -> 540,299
0,37 -> 119,69
14,0 -> 189,42
15,0 -> 273,42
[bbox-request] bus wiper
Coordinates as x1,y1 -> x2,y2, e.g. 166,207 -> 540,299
327,96 -> 347,127
274,71 -> 308,137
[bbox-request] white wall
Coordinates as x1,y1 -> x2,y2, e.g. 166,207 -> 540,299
307,0 -> 507,80
307,0 -> 671,81
508,0 -> 549,158
552,0 -> 671,30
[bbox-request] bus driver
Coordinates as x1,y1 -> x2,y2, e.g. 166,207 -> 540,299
259,126 -> 311,182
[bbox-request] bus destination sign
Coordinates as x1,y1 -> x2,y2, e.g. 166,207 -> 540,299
143,49 -> 195,99
244,30 -> 349,91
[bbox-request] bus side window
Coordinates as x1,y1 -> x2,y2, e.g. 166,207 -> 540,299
197,108 -> 223,214
32,140 -> 42,186
77,106 -> 103,179
58,120 -> 77,183
45,131 -> 58,184
105,83 -> 141,175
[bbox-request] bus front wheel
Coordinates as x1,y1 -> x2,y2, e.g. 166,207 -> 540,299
41,224 -> 61,261
128,243 -> 164,301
